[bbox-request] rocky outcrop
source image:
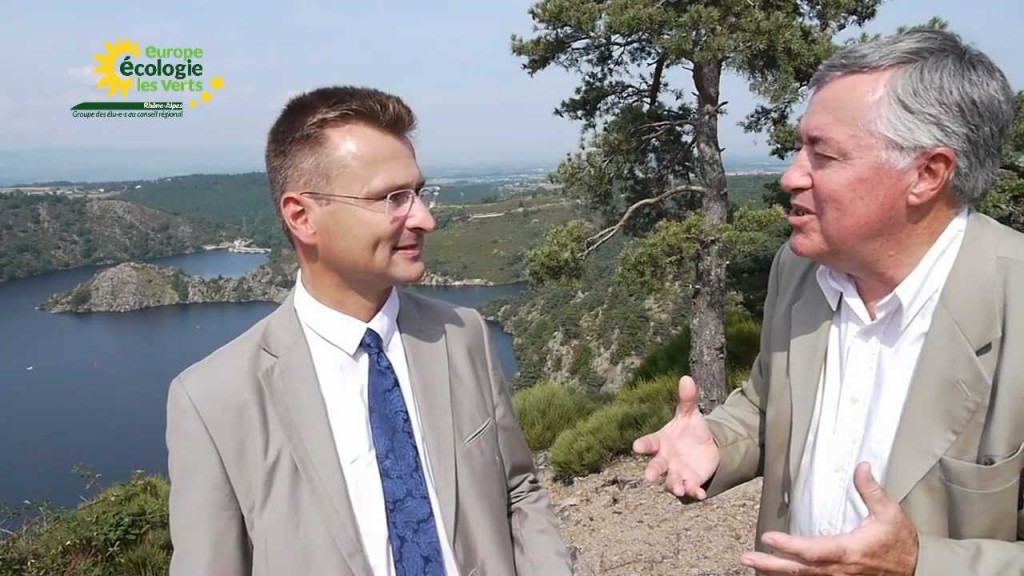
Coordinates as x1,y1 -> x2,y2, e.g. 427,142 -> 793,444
41,261 -> 292,313
40,257 -> 494,314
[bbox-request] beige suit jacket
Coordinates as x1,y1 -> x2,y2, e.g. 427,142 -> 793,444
166,290 -> 572,576
706,210 -> 1024,574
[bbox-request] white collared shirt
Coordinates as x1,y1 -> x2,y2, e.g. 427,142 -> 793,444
292,272 -> 459,576
790,208 -> 969,537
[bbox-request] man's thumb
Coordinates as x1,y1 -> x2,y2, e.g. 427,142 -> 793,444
854,462 -> 890,514
677,375 -> 700,417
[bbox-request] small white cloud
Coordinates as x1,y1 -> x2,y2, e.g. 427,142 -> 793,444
66,65 -> 99,87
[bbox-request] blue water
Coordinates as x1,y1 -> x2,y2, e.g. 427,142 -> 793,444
0,252 -> 523,510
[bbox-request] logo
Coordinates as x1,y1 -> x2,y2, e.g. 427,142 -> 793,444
71,37 -> 227,119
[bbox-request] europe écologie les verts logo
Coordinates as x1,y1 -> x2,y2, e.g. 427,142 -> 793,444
72,38 -> 226,119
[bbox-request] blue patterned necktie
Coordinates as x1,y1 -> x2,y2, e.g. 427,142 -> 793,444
361,328 -> 445,576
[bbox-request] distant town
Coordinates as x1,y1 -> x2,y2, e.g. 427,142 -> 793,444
202,238 -> 271,254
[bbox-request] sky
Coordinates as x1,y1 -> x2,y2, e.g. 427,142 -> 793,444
0,0 -> 1022,183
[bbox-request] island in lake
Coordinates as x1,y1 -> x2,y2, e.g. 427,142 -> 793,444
41,256 -> 496,313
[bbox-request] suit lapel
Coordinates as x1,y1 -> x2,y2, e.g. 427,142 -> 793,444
885,211 -> 1000,502
258,295 -> 372,575
397,291 -> 457,547
787,274 -> 833,485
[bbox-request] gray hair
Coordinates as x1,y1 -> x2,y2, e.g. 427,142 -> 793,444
810,29 -> 1016,205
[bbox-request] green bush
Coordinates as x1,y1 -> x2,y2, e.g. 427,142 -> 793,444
617,373 -> 679,410
627,305 -> 762,392
69,285 -> 92,309
549,401 -> 669,480
630,328 -> 691,384
724,306 -> 761,377
0,473 -> 170,576
513,381 -> 604,451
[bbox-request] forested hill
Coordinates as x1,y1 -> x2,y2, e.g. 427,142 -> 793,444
0,194 -> 232,281
118,172 -> 286,251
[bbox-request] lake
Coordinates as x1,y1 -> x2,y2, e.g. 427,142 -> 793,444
0,251 -> 524,511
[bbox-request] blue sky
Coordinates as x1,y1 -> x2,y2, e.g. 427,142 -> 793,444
1,0 -> 1022,182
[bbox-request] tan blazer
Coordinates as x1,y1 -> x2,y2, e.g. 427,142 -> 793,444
166,290 -> 572,576
706,210 -> 1024,575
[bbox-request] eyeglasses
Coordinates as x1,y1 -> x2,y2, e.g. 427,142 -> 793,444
298,185 -> 440,217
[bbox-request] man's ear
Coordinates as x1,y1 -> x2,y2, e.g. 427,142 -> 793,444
907,147 -> 956,207
280,192 -> 317,246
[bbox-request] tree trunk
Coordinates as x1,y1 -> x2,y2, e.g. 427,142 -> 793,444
690,59 -> 729,410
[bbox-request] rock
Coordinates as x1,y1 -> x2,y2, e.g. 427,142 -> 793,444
41,260 -> 293,313
40,256 -> 501,314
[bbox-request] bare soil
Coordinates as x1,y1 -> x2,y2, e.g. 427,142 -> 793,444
541,456 -> 762,576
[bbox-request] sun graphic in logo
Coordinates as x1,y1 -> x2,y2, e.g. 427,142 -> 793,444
93,38 -> 139,97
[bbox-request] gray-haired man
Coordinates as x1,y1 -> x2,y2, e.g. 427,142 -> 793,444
634,29 -> 1024,575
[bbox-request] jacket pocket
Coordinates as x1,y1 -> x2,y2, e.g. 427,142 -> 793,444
464,417 -> 495,446
938,441 -> 1024,540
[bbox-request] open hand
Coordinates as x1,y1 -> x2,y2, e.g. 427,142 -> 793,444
632,375 -> 720,500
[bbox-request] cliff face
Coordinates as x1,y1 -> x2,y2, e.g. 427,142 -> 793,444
493,279 -> 688,392
41,261 -> 293,313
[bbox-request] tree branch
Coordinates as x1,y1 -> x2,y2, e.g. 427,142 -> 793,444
579,184 -> 707,258
636,119 -> 696,141
649,53 -> 667,109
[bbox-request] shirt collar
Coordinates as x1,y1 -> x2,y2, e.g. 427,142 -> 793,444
815,207 -> 969,330
293,269 -> 400,357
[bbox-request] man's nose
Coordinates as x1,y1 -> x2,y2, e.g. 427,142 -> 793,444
780,150 -> 811,194
405,194 -> 436,232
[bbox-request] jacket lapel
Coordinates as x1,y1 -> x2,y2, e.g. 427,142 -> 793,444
787,277 -> 833,485
397,291 -> 457,547
884,211 -> 1001,502
258,294 -> 372,575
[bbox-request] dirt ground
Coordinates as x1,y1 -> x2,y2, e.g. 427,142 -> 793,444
541,456 -> 762,576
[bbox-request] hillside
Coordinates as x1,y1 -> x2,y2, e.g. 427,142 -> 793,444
490,244 -> 691,392
0,194 -> 233,281
118,172 -> 565,255
118,172 -> 286,251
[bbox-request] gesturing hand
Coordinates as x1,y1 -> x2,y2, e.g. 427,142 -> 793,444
741,462 -> 919,575
632,375 -> 720,500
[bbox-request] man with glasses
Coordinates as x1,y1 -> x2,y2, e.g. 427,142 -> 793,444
165,85 -> 572,576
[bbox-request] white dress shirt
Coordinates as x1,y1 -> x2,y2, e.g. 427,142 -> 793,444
292,272 -> 460,576
790,208 -> 969,537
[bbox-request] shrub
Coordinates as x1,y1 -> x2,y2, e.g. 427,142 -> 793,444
69,285 -> 92,309
627,304 -> 762,392
724,305 -> 761,381
617,373 -> 679,410
0,473 -> 170,576
629,328 -> 691,384
549,401 -> 669,480
513,381 -> 603,451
